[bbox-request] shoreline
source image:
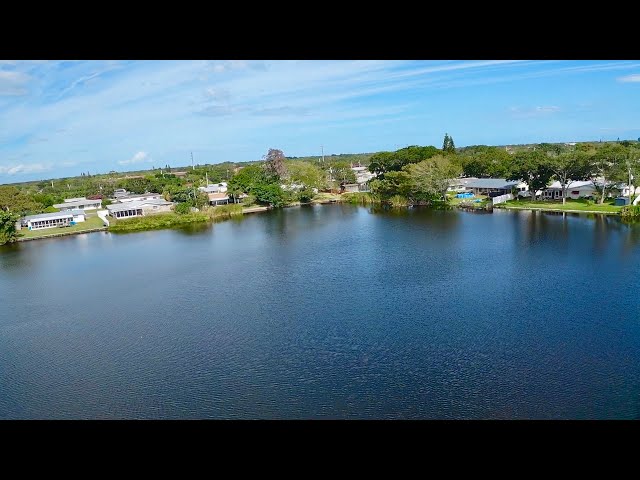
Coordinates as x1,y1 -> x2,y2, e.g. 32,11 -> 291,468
16,227 -> 108,242
494,205 -> 621,215
7,201 -> 630,245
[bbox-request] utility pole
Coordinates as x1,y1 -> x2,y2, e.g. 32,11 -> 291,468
191,151 -> 194,170
321,145 -> 324,164
205,172 -> 209,186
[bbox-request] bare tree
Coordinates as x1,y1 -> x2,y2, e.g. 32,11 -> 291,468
263,148 -> 287,179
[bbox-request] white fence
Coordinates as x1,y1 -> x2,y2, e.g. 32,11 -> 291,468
491,193 -> 513,205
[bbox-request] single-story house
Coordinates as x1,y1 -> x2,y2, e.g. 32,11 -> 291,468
110,192 -> 164,203
447,177 -> 479,193
198,183 -> 228,194
542,180 -> 597,200
21,209 -> 86,230
207,193 -> 230,206
107,199 -> 174,218
464,178 -> 528,196
53,197 -> 102,211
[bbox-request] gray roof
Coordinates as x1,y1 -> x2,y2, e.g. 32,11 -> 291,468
107,198 -> 173,212
110,192 -> 163,202
53,198 -> 102,209
22,209 -> 86,222
465,178 -> 521,189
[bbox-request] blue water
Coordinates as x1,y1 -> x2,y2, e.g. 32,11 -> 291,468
1,205 -> 640,419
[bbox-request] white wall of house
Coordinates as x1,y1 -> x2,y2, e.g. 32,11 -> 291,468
141,204 -> 173,214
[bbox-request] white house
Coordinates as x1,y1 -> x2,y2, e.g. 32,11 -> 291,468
107,199 -> 174,218
53,197 -> 102,211
110,192 -> 164,203
465,178 -> 528,196
198,183 -> 228,194
543,180 -> 597,200
351,165 -> 376,184
447,177 -> 479,193
21,210 -> 86,230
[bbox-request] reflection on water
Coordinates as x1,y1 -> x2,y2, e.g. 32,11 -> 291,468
1,206 -> 640,419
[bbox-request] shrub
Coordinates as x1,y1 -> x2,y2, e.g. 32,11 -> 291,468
389,195 -> 409,207
174,202 -> 191,215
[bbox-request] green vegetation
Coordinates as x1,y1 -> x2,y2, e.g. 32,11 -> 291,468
498,198 -> 622,214
370,154 -> 461,206
109,212 -> 208,232
341,192 -> 378,205
0,210 -> 20,245
621,205 -> 640,220
2,137 -> 640,227
19,214 -> 106,239
108,205 -> 243,233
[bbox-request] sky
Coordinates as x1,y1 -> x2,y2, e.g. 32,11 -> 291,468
1,59 -> 640,184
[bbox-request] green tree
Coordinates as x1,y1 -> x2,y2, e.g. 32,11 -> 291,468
0,210 -> 20,245
405,154 -> 462,202
286,161 -> 327,190
459,145 -> 512,178
368,146 -> 439,178
370,171 -> 412,199
252,183 -> 287,207
442,133 -> 456,154
590,144 -> 627,204
547,152 -> 592,204
506,150 -> 553,201
326,161 -> 356,188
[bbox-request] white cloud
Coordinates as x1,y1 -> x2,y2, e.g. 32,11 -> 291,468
0,70 -> 30,96
535,106 -> 560,113
118,151 -> 151,165
0,163 -> 52,175
509,105 -> 560,118
618,74 -> 640,83
204,87 -> 231,101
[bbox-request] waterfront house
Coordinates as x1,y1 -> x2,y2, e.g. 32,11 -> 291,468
465,178 -> 528,197
21,210 -> 86,230
198,183 -> 228,194
53,197 -> 102,211
110,191 -> 164,203
542,181 -> 597,200
447,177 -> 479,193
107,199 -> 174,218
207,193 -> 230,206
351,165 -> 376,185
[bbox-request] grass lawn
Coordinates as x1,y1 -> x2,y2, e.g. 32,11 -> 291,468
449,194 -> 488,206
499,198 -> 622,214
312,192 -> 343,203
19,214 -> 106,239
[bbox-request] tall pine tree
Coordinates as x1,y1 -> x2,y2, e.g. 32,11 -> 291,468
442,133 -> 456,153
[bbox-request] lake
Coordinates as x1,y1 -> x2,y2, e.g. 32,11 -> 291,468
1,205 -> 640,419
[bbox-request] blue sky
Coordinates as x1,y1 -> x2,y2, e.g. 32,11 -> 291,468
1,59 -> 640,184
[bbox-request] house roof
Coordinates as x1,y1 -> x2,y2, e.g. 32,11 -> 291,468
208,193 -> 229,201
23,211 -> 74,222
53,198 -> 102,209
111,192 -> 163,202
63,197 -> 87,203
546,180 -> 596,190
107,199 -> 172,212
465,178 -> 521,189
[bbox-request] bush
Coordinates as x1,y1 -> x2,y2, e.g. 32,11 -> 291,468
389,195 -> 409,207
43,206 -> 59,213
621,205 -> 640,219
174,202 -> 192,215
297,188 -> 315,204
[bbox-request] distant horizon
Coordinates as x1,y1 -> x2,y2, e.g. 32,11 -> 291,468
2,60 -> 640,184
3,138 -> 639,186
